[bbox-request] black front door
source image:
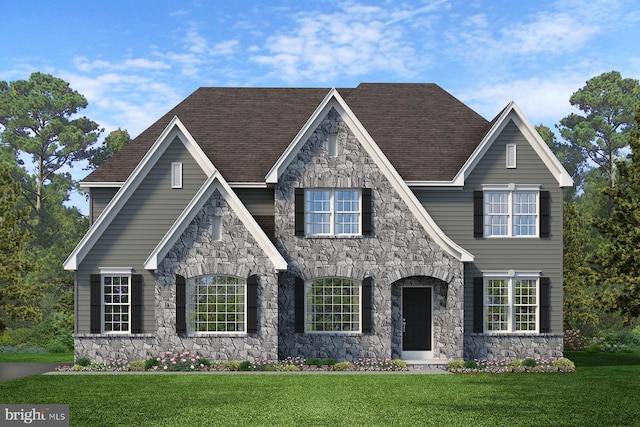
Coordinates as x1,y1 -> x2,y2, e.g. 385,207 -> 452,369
402,287 -> 432,351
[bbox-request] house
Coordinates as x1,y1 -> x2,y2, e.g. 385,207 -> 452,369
64,84 -> 573,364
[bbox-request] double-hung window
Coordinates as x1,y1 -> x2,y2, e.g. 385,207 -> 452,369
305,189 -> 361,236
306,278 -> 360,333
484,273 -> 539,333
483,185 -> 539,237
187,275 -> 246,333
101,268 -> 132,334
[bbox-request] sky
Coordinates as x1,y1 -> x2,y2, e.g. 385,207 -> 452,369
3,0 -> 640,214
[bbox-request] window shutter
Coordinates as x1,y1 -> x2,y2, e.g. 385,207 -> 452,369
247,275 -> 259,333
540,277 -> 550,333
295,188 -> 305,237
473,277 -> 484,333
90,274 -> 102,334
540,191 -> 550,238
294,276 -> 305,333
131,274 -> 143,333
362,188 -> 373,236
362,277 -> 373,333
474,191 -> 484,238
176,275 -> 186,335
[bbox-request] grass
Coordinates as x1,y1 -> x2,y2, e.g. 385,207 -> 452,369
0,351 -> 74,363
0,352 -> 638,426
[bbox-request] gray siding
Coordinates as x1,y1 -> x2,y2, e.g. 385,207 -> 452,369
89,187 -> 119,224
234,188 -> 274,216
414,120 -> 564,333
76,136 -> 208,334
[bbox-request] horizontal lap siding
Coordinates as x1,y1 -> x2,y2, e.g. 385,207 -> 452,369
90,187 -> 119,224
76,137 -> 207,333
415,120 -> 564,333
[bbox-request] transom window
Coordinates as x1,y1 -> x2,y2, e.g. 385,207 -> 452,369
305,189 -> 361,236
306,278 -> 360,333
188,276 -> 246,333
103,275 -> 130,333
484,188 -> 538,237
485,275 -> 539,333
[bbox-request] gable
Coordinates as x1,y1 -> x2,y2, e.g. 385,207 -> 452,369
269,89 -> 474,263
144,171 -> 287,271
64,118 -> 214,270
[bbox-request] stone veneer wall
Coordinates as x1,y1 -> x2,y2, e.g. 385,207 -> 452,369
464,334 -> 564,361
275,108 -> 465,361
76,189 -> 279,362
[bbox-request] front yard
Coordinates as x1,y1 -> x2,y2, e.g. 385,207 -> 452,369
0,352 -> 638,426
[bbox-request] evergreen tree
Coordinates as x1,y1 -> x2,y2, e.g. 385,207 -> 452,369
593,108 -> 640,322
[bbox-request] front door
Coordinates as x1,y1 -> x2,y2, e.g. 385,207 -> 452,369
402,287 -> 432,360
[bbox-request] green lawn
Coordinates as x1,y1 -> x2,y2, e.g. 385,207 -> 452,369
0,352 -> 74,363
1,352 -> 638,426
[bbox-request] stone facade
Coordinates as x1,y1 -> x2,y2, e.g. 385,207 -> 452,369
275,108 -> 464,361
464,334 -> 564,361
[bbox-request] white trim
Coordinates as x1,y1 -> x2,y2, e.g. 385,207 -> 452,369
143,170 -> 288,271
304,277 -> 362,334
80,182 -> 124,188
64,117 -> 215,271
483,274 -> 541,334
482,183 -> 541,191
229,182 -> 270,188
453,101 -> 573,188
482,187 -> 540,238
265,88 -> 474,262
483,270 -> 541,278
99,267 -> 133,275
187,275 -> 247,335
305,189 -> 362,237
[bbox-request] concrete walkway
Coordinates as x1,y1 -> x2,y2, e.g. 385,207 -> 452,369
0,363 -> 62,382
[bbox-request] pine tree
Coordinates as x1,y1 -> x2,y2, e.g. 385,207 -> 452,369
593,108 -> 640,322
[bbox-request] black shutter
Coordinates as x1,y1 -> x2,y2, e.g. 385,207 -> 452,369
176,275 -> 186,335
247,275 -> 259,333
294,276 -> 305,333
473,277 -> 484,333
474,191 -> 484,238
362,188 -> 373,236
295,188 -> 305,236
362,277 -> 373,333
540,277 -> 550,333
90,274 -> 102,334
540,191 -> 550,238
131,274 -> 143,333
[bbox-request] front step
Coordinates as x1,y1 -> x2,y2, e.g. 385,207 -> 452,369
404,359 -> 450,370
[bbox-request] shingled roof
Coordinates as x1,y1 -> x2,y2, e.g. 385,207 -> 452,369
82,83 -> 491,184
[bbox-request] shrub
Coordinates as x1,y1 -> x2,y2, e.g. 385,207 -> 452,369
153,351 -> 207,371
464,360 -> 478,369
46,341 -> 69,353
447,359 -> 465,369
76,357 -> 91,367
129,360 -> 146,371
145,357 -> 157,370
522,358 -> 537,367
322,358 -> 336,366
332,361 -> 354,371
225,360 -> 241,371
72,364 -> 86,371
390,359 -> 408,370
564,329 -> 588,351
585,342 -> 602,353
239,360 -> 252,371
508,359 -> 522,367
307,357 -> 322,368
281,364 -> 300,372
552,358 -> 575,368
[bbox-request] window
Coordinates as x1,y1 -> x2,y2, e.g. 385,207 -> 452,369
187,276 -> 246,333
483,186 -> 539,237
306,278 -> 360,333
171,162 -> 182,188
305,189 -> 361,236
484,274 -> 539,333
102,274 -> 130,333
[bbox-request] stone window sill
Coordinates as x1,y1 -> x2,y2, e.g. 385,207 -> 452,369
74,333 -> 155,339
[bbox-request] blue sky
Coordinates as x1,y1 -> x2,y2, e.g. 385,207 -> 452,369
3,0 -> 639,213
